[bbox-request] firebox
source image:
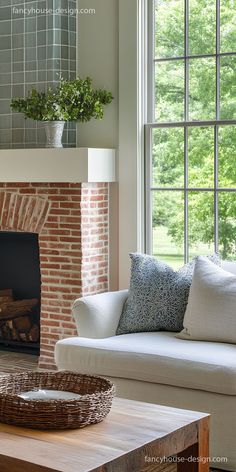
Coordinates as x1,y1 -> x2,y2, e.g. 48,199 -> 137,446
0,232 -> 41,355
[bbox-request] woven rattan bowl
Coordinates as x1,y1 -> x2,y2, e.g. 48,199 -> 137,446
0,371 -> 115,430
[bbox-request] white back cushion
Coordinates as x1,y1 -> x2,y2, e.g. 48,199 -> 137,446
222,261 -> 236,275
178,257 -> 236,344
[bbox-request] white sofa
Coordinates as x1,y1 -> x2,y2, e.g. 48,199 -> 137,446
55,261 -> 236,471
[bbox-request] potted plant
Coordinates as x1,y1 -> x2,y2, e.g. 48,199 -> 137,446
10,76 -> 113,148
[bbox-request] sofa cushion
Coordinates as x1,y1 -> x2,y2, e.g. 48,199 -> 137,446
222,260 -> 236,275
55,331 -> 236,395
178,257 -> 236,344
116,253 -> 220,335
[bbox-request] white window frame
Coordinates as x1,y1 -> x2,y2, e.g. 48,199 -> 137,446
118,0 -> 148,287
145,0 -> 236,263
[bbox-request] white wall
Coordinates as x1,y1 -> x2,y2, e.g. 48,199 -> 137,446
77,0 -> 142,290
77,0 -> 119,290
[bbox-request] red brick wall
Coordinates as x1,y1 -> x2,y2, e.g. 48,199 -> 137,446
0,183 -> 109,369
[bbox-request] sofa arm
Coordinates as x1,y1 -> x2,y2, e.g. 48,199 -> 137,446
72,290 -> 128,338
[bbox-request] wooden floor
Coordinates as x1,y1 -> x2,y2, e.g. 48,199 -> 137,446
0,350 -> 228,472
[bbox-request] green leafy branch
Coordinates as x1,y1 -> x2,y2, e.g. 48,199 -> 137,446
10,76 -> 113,122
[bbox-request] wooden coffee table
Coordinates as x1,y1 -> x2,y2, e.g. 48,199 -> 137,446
0,397 -> 209,472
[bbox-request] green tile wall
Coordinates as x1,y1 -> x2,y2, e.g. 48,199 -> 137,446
0,0 -> 77,148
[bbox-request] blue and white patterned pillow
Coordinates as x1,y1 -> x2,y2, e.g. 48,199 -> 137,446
116,253 -> 220,335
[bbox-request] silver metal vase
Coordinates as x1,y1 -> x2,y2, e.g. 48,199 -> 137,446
43,121 -> 65,148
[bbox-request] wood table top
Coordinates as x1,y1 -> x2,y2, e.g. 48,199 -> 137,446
0,397 -> 209,472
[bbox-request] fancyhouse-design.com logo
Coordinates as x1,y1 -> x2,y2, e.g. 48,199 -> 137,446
12,6 -> 96,16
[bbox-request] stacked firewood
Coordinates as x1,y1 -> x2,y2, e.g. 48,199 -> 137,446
0,289 -> 39,343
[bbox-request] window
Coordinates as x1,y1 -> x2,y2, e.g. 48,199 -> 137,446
145,0 -> 236,268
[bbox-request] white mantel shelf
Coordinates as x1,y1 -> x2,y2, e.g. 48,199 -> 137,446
0,148 -> 116,183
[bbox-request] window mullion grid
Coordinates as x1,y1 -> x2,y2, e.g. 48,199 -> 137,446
145,125 -> 153,255
147,120 -> 236,128
184,0 -> 189,122
149,0 -> 155,122
184,0 -> 189,263
214,0 -> 220,253
184,127 -> 189,263
145,0 -> 155,255
216,0 -> 220,120
153,51 -> 236,63
146,0 -> 236,261
214,126 -> 219,253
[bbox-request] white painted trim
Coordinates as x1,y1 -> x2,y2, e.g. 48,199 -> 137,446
76,0 -> 119,291
118,0 -> 146,288
0,148 -> 116,183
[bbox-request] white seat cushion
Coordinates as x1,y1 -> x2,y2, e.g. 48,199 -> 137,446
55,331 -> 236,395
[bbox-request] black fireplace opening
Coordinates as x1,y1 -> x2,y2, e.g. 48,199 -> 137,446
0,232 -> 41,355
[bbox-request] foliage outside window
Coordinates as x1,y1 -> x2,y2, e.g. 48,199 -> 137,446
146,0 -> 236,267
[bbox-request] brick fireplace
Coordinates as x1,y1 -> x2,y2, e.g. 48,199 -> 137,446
0,182 -> 109,369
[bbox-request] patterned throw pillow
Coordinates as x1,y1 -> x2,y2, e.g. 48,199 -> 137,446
116,253 -> 220,335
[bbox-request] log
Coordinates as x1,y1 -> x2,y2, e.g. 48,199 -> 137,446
19,332 -> 27,342
0,289 -> 13,303
0,289 -> 13,299
0,298 -> 38,319
0,297 -> 13,303
13,316 -> 32,332
0,324 -> 12,341
11,326 -> 20,342
29,324 -> 40,343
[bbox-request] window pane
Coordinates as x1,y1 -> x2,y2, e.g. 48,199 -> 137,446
155,60 -> 184,122
220,56 -> 236,120
189,0 -> 216,55
155,0 -> 184,58
188,191 -> 215,259
188,127 -> 214,188
189,58 -> 216,120
218,192 -> 236,260
152,191 -> 184,269
218,126 -> 236,188
152,128 -> 184,187
220,0 -> 236,53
